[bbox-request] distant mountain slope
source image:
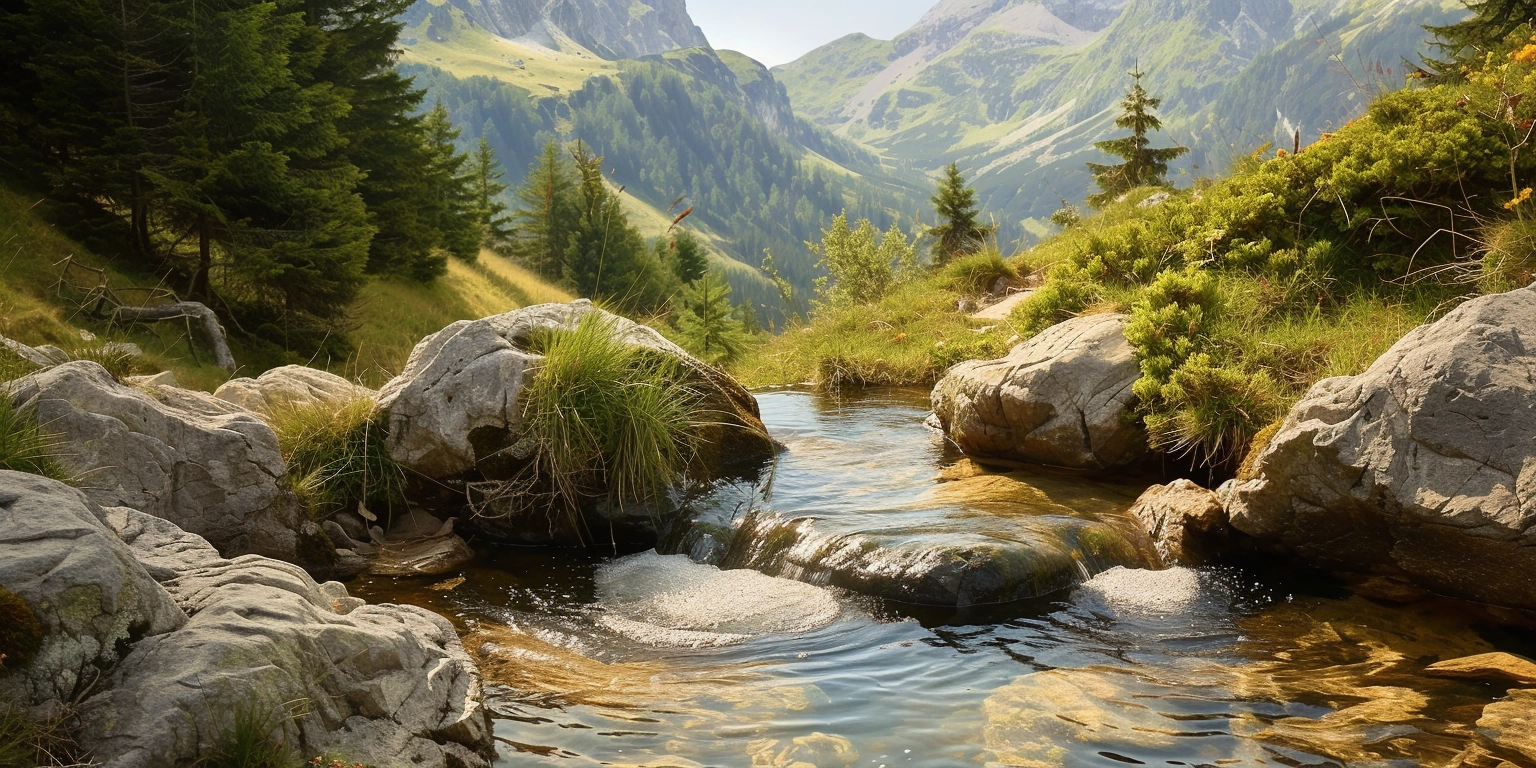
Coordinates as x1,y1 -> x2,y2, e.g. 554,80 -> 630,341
408,0 -> 707,59
399,1 -> 922,319
777,0 -> 1465,240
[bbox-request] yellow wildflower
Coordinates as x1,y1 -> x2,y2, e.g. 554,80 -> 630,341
1504,188 -> 1533,210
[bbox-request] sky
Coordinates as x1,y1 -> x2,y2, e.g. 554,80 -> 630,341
684,0 -> 936,67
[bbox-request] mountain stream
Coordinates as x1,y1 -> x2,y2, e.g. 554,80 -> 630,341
354,390 -> 1522,768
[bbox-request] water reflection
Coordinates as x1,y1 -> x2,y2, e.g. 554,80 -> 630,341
351,390 -> 1510,768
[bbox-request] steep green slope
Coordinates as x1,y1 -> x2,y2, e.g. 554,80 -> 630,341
778,0 -> 1465,240
0,177 -> 570,390
400,5 -> 922,318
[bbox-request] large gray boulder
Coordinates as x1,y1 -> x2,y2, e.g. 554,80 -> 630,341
214,365 -> 374,417
378,301 -> 776,542
931,313 -> 1146,470
5,361 -> 314,564
1222,286 -> 1536,609
0,472 -> 185,706
79,508 -> 495,768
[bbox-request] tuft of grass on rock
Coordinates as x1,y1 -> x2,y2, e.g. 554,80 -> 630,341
271,397 -> 404,521
68,344 -> 155,382
0,398 -> 70,483
517,314 -> 703,526
196,698 -> 299,768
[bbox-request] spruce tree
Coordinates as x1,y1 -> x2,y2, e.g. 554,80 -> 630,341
562,143 -> 664,309
1086,68 -> 1188,209
510,142 -> 580,281
929,163 -> 993,264
471,138 -> 512,249
1430,0 -> 1536,70
670,230 -> 709,284
422,103 -> 483,265
677,270 -> 749,365
152,0 -> 371,329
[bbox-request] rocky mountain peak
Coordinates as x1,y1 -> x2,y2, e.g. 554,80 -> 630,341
415,0 -> 709,60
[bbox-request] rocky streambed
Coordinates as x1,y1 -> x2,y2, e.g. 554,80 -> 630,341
3,289 -> 1536,767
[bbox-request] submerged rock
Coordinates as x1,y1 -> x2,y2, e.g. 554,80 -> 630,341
0,472 -> 185,706
1222,286 -> 1536,609
1127,480 -> 1230,566
80,508 -> 495,768
720,499 -> 1151,607
1475,690 -> 1536,765
214,365 -> 374,416
378,300 -> 775,544
931,313 -> 1145,470
1425,652 -> 1536,686
4,361 -> 317,564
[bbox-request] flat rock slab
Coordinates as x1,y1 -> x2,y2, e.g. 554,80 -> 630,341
1426,653 -> 1536,686
971,290 -> 1036,321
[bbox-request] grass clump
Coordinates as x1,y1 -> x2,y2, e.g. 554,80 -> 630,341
271,397 -> 404,521
512,314 -> 704,527
0,349 -> 37,384
195,698 -> 300,768
67,344 -> 155,381
938,249 -> 1018,295
0,398 -> 70,482
0,702 -> 90,768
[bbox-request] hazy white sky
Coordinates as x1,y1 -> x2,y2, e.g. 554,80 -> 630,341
685,0 -> 936,67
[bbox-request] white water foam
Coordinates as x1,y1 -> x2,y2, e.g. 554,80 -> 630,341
595,552 -> 843,648
1076,566 -> 1205,616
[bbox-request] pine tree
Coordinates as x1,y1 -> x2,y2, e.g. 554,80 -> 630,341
677,270 -> 749,365
928,163 -> 993,265
470,138 -> 512,249
510,141 -> 580,280
562,143 -> 667,309
670,230 -> 709,284
1430,0 -> 1536,70
422,103 -> 483,265
1087,68 -> 1188,209
151,0 -> 371,328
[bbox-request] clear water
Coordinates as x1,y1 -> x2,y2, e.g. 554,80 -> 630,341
353,390 -> 1513,768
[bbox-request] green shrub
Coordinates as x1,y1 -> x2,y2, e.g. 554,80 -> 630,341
1142,354 -> 1284,468
1011,272 -> 1101,336
0,398 -> 70,482
939,250 -> 1017,295
811,213 -> 919,306
518,314 -> 704,523
1125,266 -> 1221,398
271,398 -> 404,521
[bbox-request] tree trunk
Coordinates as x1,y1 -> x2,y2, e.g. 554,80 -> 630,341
190,214 -> 211,300
112,301 -> 237,373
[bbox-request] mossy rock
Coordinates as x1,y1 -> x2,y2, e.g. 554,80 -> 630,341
0,587 -> 43,674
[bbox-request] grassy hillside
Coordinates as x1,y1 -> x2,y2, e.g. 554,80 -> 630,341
0,179 -> 570,391
742,42 -> 1536,471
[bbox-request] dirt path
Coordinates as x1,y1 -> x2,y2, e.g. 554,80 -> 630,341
971,290 -> 1035,321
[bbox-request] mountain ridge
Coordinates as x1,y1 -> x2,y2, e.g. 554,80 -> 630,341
776,0 -> 1465,240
